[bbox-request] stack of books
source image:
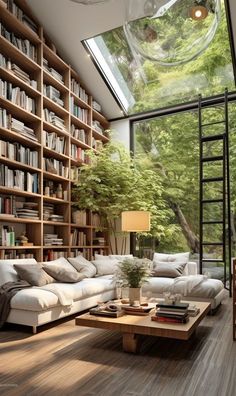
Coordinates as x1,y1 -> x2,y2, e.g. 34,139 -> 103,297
152,302 -> 190,324
44,233 -> 63,246
11,117 -> 38,142
43,59 -> 64,84
44,84 -> 64,107
16,201 -> 39,219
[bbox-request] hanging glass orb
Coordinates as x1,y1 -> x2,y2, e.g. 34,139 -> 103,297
124,0 -> 221,66
70,0 -> 109,5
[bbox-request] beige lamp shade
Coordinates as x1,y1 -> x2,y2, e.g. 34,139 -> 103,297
121,211 -> 151,232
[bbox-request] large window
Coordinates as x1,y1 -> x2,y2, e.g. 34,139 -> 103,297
84,0 -> 235,115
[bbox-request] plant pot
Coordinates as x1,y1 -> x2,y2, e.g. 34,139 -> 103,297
129,287 -> 142,306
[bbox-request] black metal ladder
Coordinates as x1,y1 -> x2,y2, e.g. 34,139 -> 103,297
199,89 -> 232,295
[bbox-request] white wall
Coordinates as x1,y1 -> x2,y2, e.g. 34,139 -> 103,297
110,119 -> 130,149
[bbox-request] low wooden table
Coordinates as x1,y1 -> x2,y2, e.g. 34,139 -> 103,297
75,301 -> 211,353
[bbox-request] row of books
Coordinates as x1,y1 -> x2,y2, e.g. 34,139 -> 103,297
1,225 -> 15,246
0,165 -> 38,193
6,0 -> 38,34
44,108 -> 66,131
43,58 -> 64,84
91,213 -> 102,227
43,84 -> 64,107
71,124 -> 88,144
70,248 -> 90,260
0,249 -> 34,259
0,195 -> 16,216
0,139 -> 38,167
70,230 -> 87,246
71,210 -> 87,225
71,78 -> 88,104
0,54 -> 37,89
42,130 -> 66,155
93,236 -> 106,246
0,79 -> 36,113
43,157 -> 69,178
70,166 -> 80,182
0,22 -> 37,61
70,97 -> 88,123
71,144 -> 89,163
43,250 -> 68,261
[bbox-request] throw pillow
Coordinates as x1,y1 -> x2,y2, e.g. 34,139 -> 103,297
0,258 -> 37,287
109,254 -> 133,261
152,261 -> 187,278
43,263 -> 85,283
42,257 -> 75,270
68,256 -> 96,278
153,252 -> 190,263
14,264 -> 55,286
94,254 -> 111,260
92,259 -> 119,276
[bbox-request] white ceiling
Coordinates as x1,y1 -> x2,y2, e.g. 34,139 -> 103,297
26,0 -> 236,120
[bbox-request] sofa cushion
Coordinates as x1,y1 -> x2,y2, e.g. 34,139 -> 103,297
92,259 -> 119,276
94,254 -> 133,262
10,276 -> 115,312
153,252 -> 190,263
0,258 -> 37,287
43,264 -> 85,283
14,264 -> 55,286
152,261 -> 187,278
68,256 -> 96,278
42,257 -> 75,270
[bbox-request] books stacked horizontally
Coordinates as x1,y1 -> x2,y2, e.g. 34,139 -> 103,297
90,303 -> 123,318
43,84 -> 64,107
11,117 -> 38,142
44,233 -> 63,246
43,58 -> 64,84
16,201 -> 39,219
152,302 -> 190,324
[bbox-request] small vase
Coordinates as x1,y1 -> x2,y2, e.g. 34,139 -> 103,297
129,287 -> 142,306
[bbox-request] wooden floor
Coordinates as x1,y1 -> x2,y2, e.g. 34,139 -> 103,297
0,297 -> 235,396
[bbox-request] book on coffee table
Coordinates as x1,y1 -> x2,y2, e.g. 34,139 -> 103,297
89,308 -> 124,318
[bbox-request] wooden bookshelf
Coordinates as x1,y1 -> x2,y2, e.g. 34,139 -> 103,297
0,0 -> 109,261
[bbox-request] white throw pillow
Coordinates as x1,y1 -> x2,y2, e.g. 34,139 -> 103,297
0,258 -> 37,287
42,257 -> 76,271
109,254 -> 133,261
94,254 -> 111,260
153,252 -> 190,263
152,260 -> 187,278
68,256 -> 96,278
92,259 -> 119,276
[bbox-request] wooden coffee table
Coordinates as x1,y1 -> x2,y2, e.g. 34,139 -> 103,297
75,301 -> 211,353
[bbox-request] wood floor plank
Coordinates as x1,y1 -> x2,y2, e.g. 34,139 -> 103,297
0,297 -> 235,396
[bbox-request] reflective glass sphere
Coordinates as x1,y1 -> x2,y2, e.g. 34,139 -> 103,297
124,0 -> 221,66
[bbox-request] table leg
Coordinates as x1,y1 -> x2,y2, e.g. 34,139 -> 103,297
122,333 -> 142,353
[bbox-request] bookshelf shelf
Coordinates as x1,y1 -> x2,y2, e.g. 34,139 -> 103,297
0,127 -> 40,148
0,35 -> 40,72
0,0 -> 109,261
0,3 -> 40,44
0,66 -> 40,98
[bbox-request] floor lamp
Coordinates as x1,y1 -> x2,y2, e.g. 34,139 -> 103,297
121,211 -> 151,256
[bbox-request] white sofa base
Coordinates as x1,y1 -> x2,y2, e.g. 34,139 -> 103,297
7,290 -> 116,333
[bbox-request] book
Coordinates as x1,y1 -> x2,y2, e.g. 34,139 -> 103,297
156,302 -> 189,310
89,308 -> 124,318
151,315 -> 189,324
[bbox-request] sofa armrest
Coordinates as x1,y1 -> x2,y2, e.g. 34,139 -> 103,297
186,261 -> 198,276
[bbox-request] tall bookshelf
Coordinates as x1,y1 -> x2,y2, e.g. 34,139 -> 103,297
0,0 -> 110,261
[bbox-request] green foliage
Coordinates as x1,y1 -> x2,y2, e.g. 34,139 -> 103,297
115,258 -> 152,288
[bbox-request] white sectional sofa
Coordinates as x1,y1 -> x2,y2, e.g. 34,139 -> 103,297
0,256 -> 225,333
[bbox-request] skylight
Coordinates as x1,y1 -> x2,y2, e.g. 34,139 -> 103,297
83,0 -> 235,115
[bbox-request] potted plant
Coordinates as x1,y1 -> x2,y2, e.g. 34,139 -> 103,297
115,257 -> 152,305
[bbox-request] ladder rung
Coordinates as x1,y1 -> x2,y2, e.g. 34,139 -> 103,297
201,120 -> 225,127
202,221 -> 224,224
201,199 -> 223,204
201,133 -> 225,142
202,258 -> 224,262
202,242 -> 223,246
201,155 -> 224,163
202,177 -> 223,183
